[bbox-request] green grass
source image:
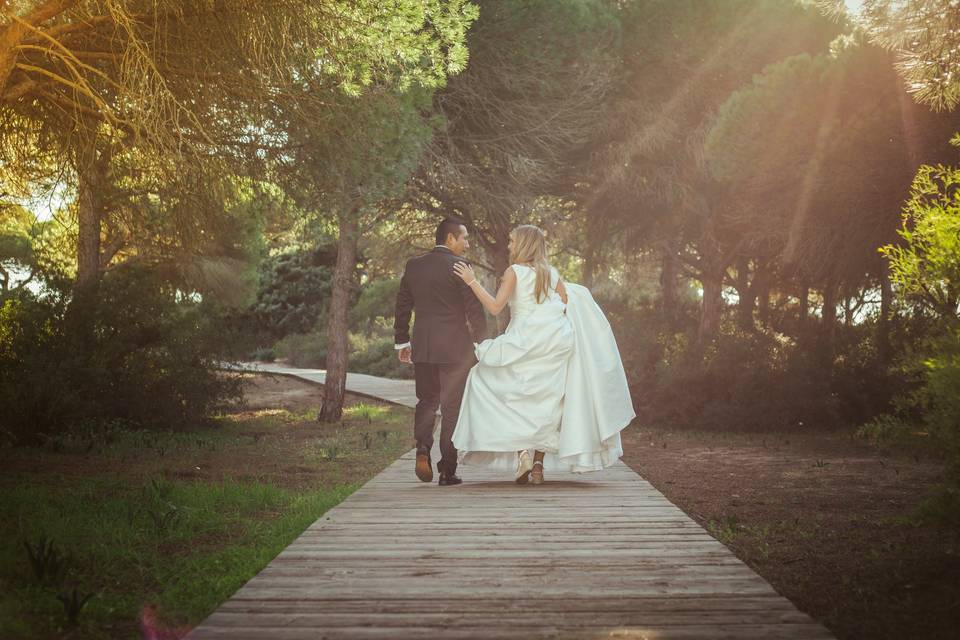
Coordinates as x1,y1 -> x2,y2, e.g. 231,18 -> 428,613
0,402 -> 413,639
344,402 -> 390,423
1,475 -> 356,638
706,514 -> 740,545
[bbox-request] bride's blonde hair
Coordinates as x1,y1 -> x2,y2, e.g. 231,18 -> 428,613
510,225 -> 552,303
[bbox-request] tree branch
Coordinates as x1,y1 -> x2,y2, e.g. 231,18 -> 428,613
21,0 -> 79,27
14,62 -> 112,114
3,75 -> 36,100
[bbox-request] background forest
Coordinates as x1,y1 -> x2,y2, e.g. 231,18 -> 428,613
2,0 -> 960,509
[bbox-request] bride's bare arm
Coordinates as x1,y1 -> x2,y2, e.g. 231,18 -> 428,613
555,278 -> 568,304
453,262 -> 517,316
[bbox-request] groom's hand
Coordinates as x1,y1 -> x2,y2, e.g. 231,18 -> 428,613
398,346 -> 412,364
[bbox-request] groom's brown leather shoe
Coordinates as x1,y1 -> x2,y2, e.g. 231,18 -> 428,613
415,453 -> 433,482
438,471 -> 462,486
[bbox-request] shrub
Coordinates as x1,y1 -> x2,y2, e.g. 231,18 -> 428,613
856,413 -> 915,446
350,277 -> 400,331
249,245 -> 338,339
0,292 -> 75,443
273,325 -> 414,380
640,325 -> 842,432
858,326 -> 960,524
0,267 -> 242,444
273,331 -> 328,368
349,329 -> 414,379
250,346 -> 276,362
272,277 -> 413,379
600,290 -> 847,432
917,327 -> 960,458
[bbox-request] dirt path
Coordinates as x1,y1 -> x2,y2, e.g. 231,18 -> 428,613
238,371 -> 389,413
620,427 -> 960,640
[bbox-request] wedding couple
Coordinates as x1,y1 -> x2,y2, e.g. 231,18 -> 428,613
394,218 -> 635,486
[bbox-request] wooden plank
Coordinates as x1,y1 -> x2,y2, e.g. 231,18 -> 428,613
277,545 -> 736,555
230,581 -> 781,600
216,596 -> 802,613
296,523 -> 707,531
278,548 -> 733,558
200,610 -> 821,627
187,624 -> 836,640
184,437 -> 835,639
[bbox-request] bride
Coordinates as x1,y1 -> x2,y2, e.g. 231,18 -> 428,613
451,224 -> 635,485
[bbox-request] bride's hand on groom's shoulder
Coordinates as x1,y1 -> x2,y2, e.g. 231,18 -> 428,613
453,261 -> 475,284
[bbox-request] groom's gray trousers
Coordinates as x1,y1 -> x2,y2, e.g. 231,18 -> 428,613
413,359 -> 474,475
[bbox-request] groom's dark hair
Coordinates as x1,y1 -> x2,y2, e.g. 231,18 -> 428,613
436,217 -> 466,246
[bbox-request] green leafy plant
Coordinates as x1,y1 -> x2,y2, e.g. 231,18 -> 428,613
23,536 -> 70,585
145,476 -> 174,503
348,403 -> 386,423
123,502 -> 141,526
57,588 -> 95,626
882,159 -> 960,320
707,515 -> 740,544
146,504 -> 182,536
857,413 -> 915,446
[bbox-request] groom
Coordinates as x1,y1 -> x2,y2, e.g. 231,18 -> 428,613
394,218 -> 488,486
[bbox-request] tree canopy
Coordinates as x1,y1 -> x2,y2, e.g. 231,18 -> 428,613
1,0 -> 478,285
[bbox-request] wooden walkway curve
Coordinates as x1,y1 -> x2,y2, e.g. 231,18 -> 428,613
226,361 -> 418,407
189,363 -> 835,639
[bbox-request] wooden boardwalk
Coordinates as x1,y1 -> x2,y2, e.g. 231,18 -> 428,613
227,361 -> 418,407
187,366 -> 835,639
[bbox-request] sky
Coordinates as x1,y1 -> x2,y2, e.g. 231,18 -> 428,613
844,0 -> 865,18
22,184 -> 69,222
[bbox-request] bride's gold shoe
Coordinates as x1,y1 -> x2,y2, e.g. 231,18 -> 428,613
530,460 -> 544,485
515,450 -> 534,484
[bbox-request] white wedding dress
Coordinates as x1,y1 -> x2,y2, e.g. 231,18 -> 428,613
452,263 -> 635,473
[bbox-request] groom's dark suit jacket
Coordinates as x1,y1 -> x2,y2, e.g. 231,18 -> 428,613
394,246 -> 488,363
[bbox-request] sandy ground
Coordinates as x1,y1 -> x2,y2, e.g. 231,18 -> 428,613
233,371 -> 388,412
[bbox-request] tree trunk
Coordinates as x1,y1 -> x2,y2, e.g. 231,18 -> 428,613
695,221 -> 726,348
318,213 -> 359,423
798,282 -> 809,336
738,293 -> 756,330
757,280 -> 771,328
697,271 -> 723,347
582,251 -> 596,289
734,257 -> 754,331
489,232 -> 511,335
820,278 -> 838,368
659,243 -> 679,324
0,20 -> 29,95
75,135 -> 105,290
